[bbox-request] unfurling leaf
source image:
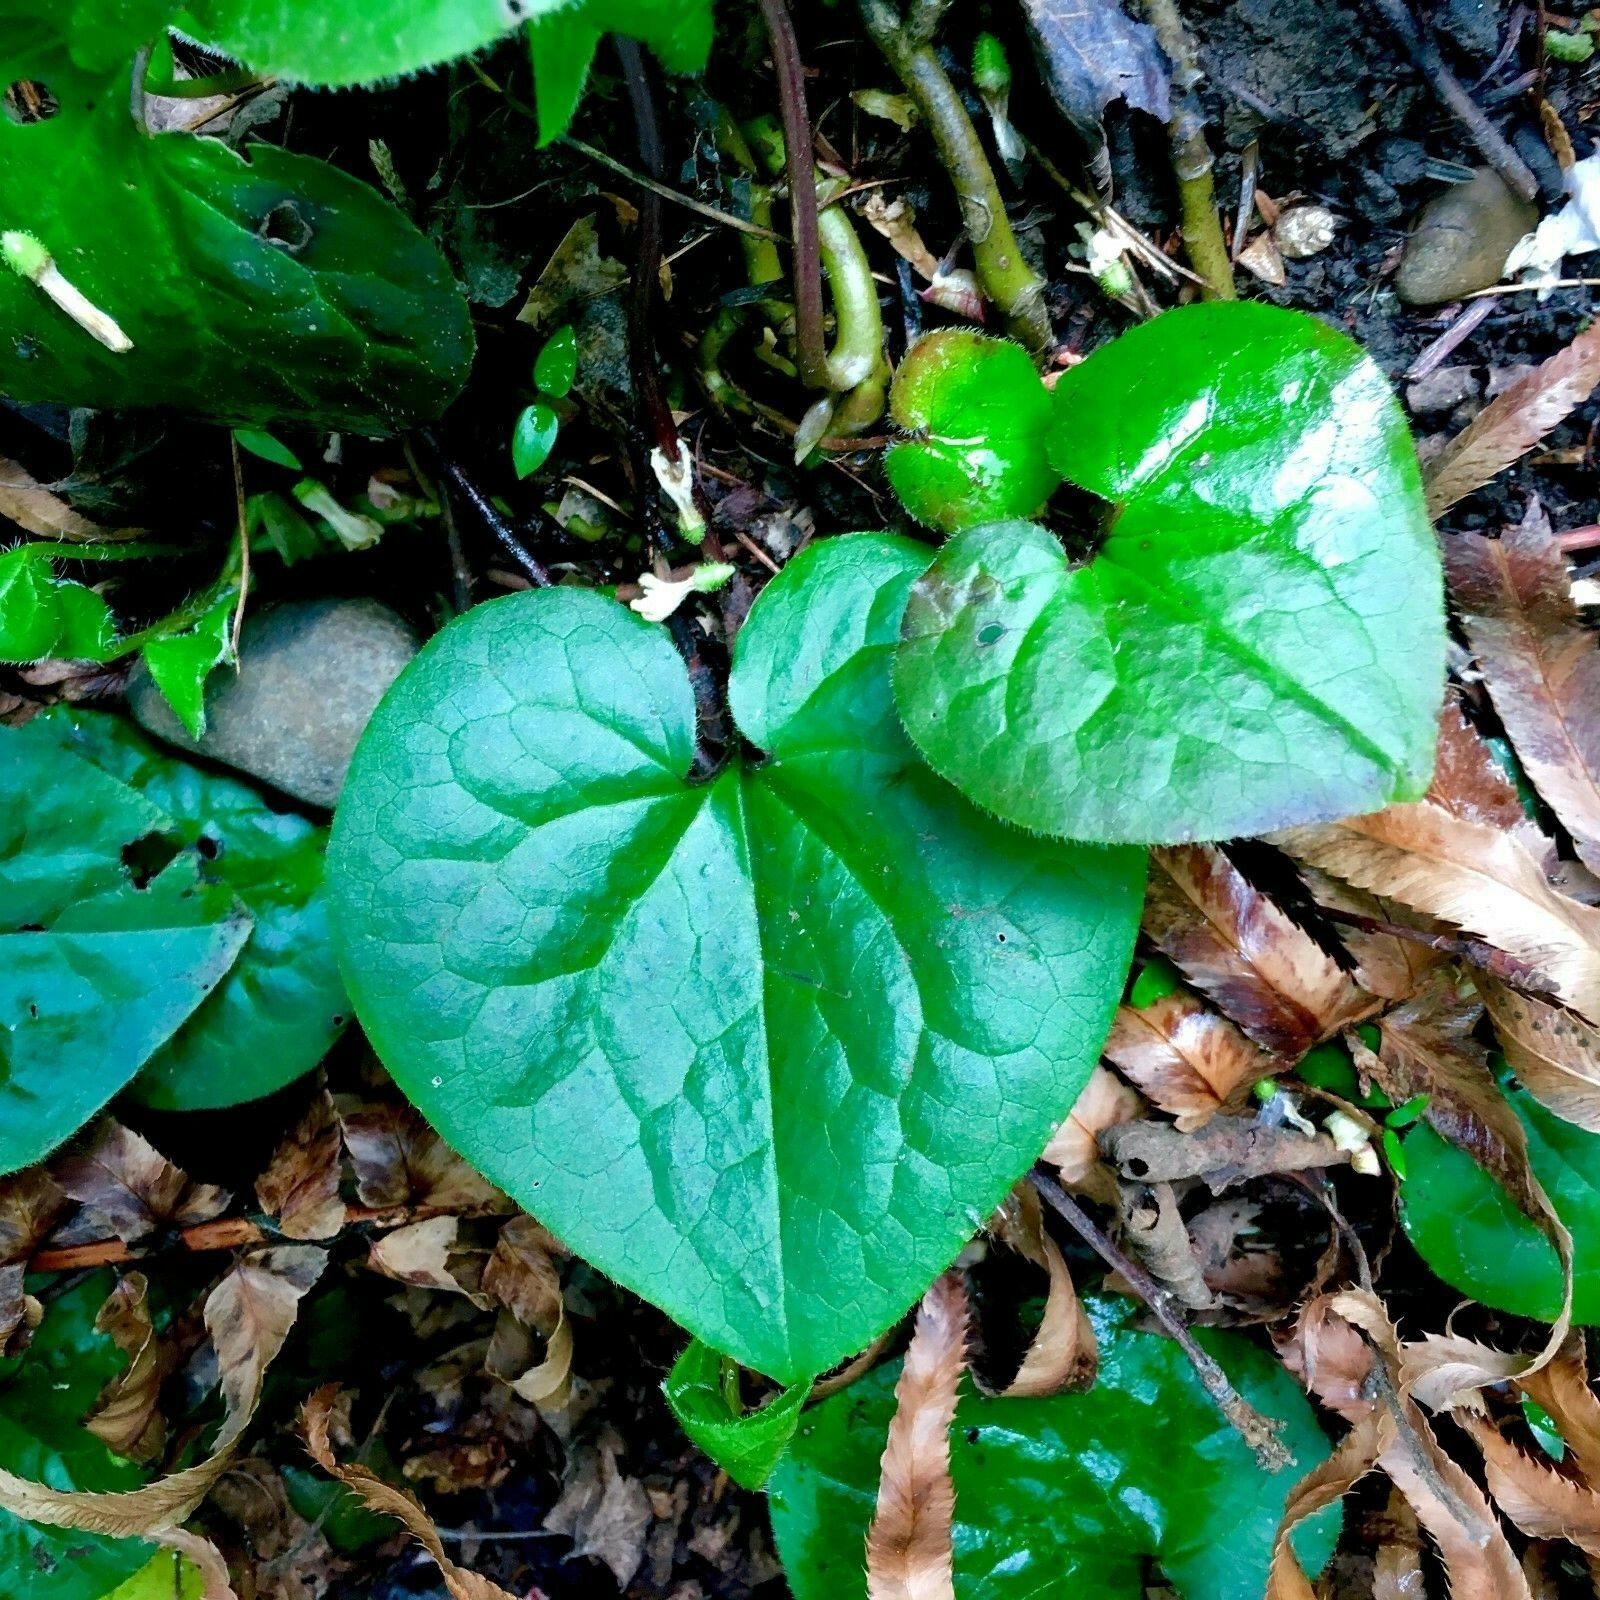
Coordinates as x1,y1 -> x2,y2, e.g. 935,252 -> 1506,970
664,1340 -> 812,1490
1445,501 -> 1600,873
865,1273 -> 968,1600
329,535 -> 1141,1381
884,331 -> 1060,532
894,303 -> 1445,845
771,1295 -> 1338,1600
1425,320 -> 1600,518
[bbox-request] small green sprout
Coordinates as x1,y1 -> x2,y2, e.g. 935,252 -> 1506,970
972,33 -> 1023,166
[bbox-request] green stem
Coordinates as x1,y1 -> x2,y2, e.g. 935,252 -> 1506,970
1142,0 -> 1236,301
857,0 -> 1051,350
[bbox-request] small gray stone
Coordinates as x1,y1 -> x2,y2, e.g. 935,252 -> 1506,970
128,598 -> 418,809
1405,365 -> 1482,415
1395,168 -> 1537,306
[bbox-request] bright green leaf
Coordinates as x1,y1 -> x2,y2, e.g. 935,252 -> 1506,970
893,303 -> 1446,845
184,0 -> 715,98
99,1553 -> 206,1600
0,9 -> 474,432
0,547 -> 116,663
234,428 -> 303,471
885,330 -> 1060,533
0,1273 -> 155,1598
33,708 -> 348,1113
139,587 -> 236,738
769,1295 -> 1338,1600
533,324 -> 579,398
665,1339 -> 812,1489
527,10 -> 602,146
329,534 -> 1143,1381
1401,1081 -> 1600,1323
511,401 -> 560,479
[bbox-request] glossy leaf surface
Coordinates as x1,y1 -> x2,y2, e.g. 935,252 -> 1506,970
894,303 -> 1445,844
0,720 -> 250,1171
36,709 -> 347,1113
0,10 -> 473,431
329,535 -> 1142,1380
768,1295 -> 1338,1600
0,548 -> 115,663
885,331 -> 1060,533
0,1273 -> 153,1599
1402,1082 -> 1600,1323
511,402 -> 560,479
665,1339 -> 811,1489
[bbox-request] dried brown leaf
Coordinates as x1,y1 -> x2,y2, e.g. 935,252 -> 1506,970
1479,975 -> 1600,1130
1145,845 -> 1375,1057
1100,1113 -> 1347,1187
0,1169 -> 66,1355
481,1215 -> 564,1332
0,457 -> 141,542
1371,1490 -> 1424,1600
1457,1411 -> 1600,1555
1103,989 -> 1274,1130
1275,799 -> 1600,1022
1296,866 -> 1444,1002
151,1527 -> 239,1600
866,1272 -> 968,1600
1040,1065 -> 1143,1204
255,1085 -> 345,1241
1430,698 -> 1530,829
1447,502 -> 1600,870
485,1307 -> 574,1408
1425,319 -> 1600,517
985,1184 -> 1095,1397
336,1100 -> 508,1214
1519,1335 -> 1600,1488
302,1384 -> 520,1600
368,1215 -> 487,1304
86,1272 -> 171,1462
1114,1180 -> 1215,1310
54,1121 -> 231,1245
542,1439 -> 652,1587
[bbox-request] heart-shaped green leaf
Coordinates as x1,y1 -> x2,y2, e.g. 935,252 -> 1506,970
1402,1081 -> 1600,1323
0,10 -> 473,431
0,1273 -> 154,1599
884,330 -> 1060,534
665,1339 -> 812,1490
37,709 -> 348,1112
894,303 -> 1445,844
329,535 -> 1142,1380
0,722 -> 251,1172
768,1295 -> 1338,1600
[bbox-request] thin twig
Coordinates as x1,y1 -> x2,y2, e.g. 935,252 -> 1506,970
1031,1167 -> 1291,1470
758,0 -> 828,388
1319,905 -> 1560,991
228,434 -> 250,660
1405,298 -> 1495,379
1365,0 -> 1538,200
558,136 -> 784,240
426,450 -> 553,588
1464,277 -> 1600,297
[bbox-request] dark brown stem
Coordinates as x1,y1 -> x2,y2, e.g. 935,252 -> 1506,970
1032,1167 -> 1291,1471
1365,0 -> 1538,200
29,1204 -> 484,1274
1319,905 -> 1558,991
431,454 -> 553,588
757,0 -> 828,389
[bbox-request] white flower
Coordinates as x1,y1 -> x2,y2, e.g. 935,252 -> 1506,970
629,562 -> 735,624
650,439 -> 706,542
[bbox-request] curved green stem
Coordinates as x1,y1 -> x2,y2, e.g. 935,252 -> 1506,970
857,0 -> 1051,351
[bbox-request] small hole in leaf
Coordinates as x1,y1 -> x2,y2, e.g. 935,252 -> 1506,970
27,1003 -> 38,1019
1043,481 -> 1117,567
259,201 -> 313,254
995,932 -> 1007,943
1126,1157 -> 1150,1178
4,80 -> 58,124
977,621 -> 1005,646
196,833 -> 222,861
121,832 -> 180,888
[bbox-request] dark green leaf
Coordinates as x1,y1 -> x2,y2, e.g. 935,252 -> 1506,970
233,428 -> 303,471
885,331 -> 1060,533
37,709 -> 347,1113
0,725 -> 250,1170
894,303 -> 1446,844
329,534 -> 1142,1381
511,402 -> 560,480
281,1461 -> 396,1553
0,10 -> 474,432
138,587 -> 236,738
0,1273 -> 153,1597
533,325 -> 579,399
665,1339 -> 812,1490
768,1296 -> 1338,1600
1401,1081 -> 1600,1323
